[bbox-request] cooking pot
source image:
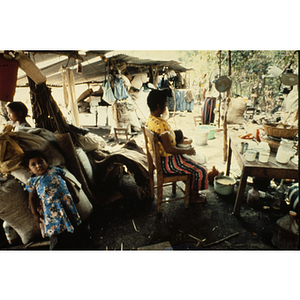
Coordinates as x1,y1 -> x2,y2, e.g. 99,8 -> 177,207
215,76 -> 232,92
213,175 -> 236,196
281,73 -> 298,86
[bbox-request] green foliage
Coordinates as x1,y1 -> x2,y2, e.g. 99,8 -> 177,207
178,50 -> 298,101
123,50 -> 298,102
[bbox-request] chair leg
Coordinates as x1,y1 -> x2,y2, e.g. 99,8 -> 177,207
172,182 -> 176,195
184,176 -> 191,208
149,176 -> 155,199
157,183 -> 163,213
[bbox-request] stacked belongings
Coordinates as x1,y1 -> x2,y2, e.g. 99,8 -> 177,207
104,66 -> 144,135
0,126 -> 93,245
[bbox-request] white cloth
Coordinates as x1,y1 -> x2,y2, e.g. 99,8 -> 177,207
204,82 -> 219,98
131,73 -> 148,90
283,85 -> 298,111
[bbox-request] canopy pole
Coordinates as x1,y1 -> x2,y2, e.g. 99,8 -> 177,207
223,50 -> 231,163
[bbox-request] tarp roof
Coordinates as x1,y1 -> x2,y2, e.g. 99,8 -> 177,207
16,50 -> 192,87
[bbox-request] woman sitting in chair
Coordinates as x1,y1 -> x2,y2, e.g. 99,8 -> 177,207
146,88 -> 208,203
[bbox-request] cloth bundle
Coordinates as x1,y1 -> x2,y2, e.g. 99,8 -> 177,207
227,97 -> 247,124
0,125 -> 24,173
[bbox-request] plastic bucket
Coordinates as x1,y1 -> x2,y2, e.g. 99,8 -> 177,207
195,126 -> 209,146
199,124 -> 216,140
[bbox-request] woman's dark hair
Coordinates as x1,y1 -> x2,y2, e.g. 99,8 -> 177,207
22,150 -> 47,168
147,88 -> 172,112
6,101 -> 28,118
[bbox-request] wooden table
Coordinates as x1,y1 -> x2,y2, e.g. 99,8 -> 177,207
225,130 -> 299,215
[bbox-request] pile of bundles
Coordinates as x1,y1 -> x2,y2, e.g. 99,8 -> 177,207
0,126 -> 93,245
0,124 -> 151,246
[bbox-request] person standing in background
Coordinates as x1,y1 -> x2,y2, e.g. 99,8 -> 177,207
202,76 -> 219,124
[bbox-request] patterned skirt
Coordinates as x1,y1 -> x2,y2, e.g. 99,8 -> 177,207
161,155 -> 208,191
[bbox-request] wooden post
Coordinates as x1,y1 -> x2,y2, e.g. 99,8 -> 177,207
223,50 -> 232,163
217,51 -> 222,128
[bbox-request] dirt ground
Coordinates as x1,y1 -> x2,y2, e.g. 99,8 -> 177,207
0,103 -> 298,251
83,105 -> 298,251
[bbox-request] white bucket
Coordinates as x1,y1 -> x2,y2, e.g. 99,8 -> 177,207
195,126 -> 209,146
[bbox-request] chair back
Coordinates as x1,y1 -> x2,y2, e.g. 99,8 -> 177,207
142,126 -> 163,177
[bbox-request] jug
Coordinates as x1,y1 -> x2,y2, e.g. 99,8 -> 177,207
275,139 -> 296,164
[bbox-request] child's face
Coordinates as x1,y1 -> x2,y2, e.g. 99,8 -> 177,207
7,107 -> 22,123
28,157 -> 48,176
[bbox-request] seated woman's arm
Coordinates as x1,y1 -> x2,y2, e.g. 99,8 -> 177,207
181,136 -> 193,145
159,131 -> 196,156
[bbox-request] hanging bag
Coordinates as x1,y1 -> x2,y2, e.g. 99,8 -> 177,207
114,77 -> 129,100
102,59 -> 116,104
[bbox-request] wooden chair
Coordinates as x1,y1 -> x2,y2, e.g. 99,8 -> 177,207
194,115 -> 202,127
114,127 -> 130,144
142,126 -> 191,213
194,107 -> 202,126
244,107 -> 256,120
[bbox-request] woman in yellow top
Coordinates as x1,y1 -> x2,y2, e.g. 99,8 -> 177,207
146,89 -> 208,203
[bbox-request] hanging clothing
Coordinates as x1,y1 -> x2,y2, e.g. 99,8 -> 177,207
102,79 -> 116,104
202,97 -> 216,124
114,77 -> 129,100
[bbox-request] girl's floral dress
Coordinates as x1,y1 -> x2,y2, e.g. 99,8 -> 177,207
26,167 -> 81,237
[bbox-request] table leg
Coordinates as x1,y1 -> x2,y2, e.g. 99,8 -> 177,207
225,138 -> 232,176
233,168 -> 248,215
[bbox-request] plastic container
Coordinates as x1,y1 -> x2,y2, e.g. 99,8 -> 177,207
275,139 -> 296,164
0,54 -> 19,102
271,211 -> 299,249
195,125 -> 209,146
198,124 -> 216,140
247,187 -> 260,207
259,152 -> 269,163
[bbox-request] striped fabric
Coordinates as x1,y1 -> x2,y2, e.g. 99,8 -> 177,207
161,154 -> 208,191
202,97 -> 216,124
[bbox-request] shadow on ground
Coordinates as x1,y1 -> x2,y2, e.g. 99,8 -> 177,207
74,173 -> 288,250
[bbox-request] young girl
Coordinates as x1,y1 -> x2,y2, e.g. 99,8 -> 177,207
6,101 -> 31,129
24,150 -> 81,250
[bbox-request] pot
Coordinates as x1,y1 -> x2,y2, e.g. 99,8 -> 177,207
213,175 -> 236,196
281,73 -> 298,86
215,76 -> 232,92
